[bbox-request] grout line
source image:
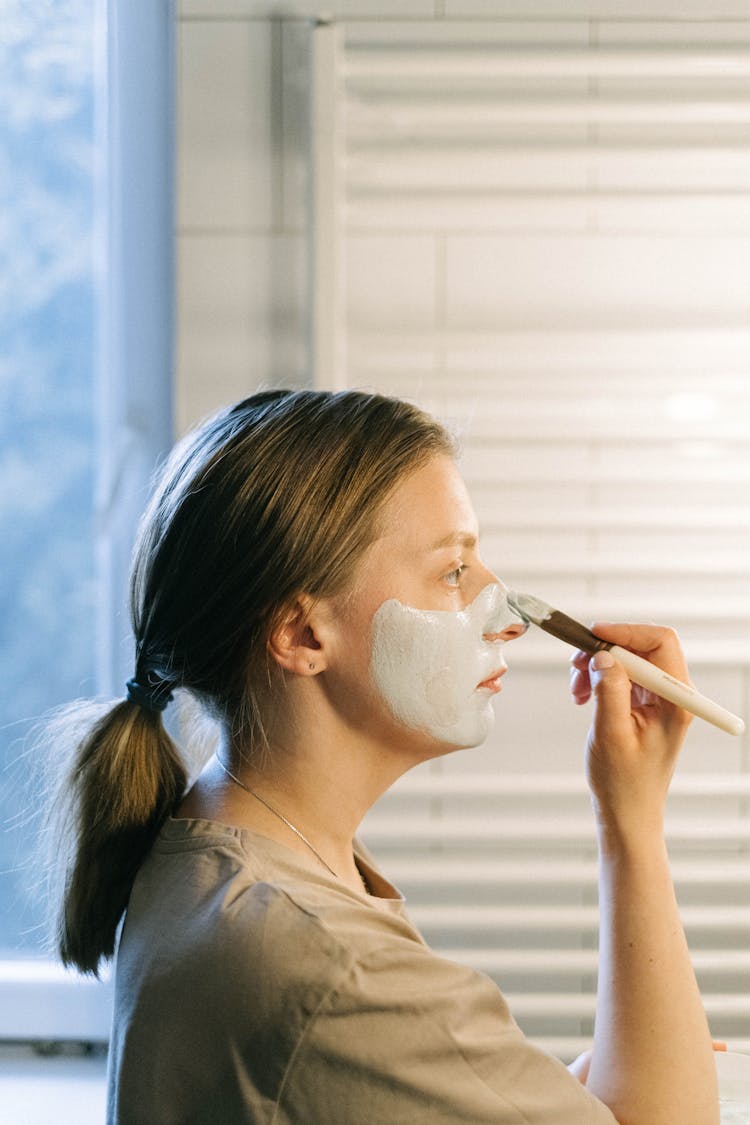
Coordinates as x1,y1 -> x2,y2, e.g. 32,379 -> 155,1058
270,18 -> 285,234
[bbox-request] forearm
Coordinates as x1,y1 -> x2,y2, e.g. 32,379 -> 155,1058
587,826 -> 718,1125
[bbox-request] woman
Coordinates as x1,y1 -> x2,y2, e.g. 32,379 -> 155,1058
46,389 -> 718,1124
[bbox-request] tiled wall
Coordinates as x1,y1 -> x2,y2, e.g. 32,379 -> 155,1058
176,13 -> 310,432
175,0 -> 750,428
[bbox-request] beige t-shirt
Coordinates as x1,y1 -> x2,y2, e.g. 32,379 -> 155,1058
107,816 -> 616,1124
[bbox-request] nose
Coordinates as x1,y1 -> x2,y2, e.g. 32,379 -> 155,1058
484,621 -> 527,643
480,581 -> 528,643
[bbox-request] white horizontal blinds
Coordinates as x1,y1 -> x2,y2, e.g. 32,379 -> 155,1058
310,19 -> 750,1059
365,772 -> 750,1059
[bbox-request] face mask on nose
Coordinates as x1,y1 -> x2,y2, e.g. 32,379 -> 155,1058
369,583 -> 526,748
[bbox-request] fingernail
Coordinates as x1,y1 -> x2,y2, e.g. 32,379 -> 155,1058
592,650 -> 615,671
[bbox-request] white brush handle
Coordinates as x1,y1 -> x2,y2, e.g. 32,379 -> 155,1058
609,645 -> 745,736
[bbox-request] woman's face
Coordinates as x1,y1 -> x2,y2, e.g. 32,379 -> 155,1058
317,455 -> 526,754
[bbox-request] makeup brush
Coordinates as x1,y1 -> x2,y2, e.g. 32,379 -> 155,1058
507,590 -> 745,737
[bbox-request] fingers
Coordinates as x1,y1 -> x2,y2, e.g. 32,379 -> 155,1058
570,653 -> 592,705
589,622 -> 689,681
569,621 -> 690,707
587,649 -> 638,738
571,654 -> 660,709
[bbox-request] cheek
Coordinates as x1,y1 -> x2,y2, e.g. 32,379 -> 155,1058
369,602 -> 496,737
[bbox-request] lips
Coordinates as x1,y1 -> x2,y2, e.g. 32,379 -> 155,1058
477,669 -> 506,693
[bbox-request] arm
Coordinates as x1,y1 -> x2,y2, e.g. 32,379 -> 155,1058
571,625 -> 719,1125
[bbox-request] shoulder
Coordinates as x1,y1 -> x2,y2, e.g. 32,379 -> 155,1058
120,817 -> 416,1005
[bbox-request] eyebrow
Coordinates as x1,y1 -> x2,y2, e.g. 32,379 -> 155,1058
430,531 -> 478,551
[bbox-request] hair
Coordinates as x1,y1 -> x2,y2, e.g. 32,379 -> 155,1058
42,388 -> 454,974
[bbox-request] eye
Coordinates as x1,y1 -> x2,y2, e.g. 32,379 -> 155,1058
444,564 -> 468,587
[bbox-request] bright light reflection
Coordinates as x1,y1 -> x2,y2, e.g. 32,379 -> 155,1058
665,392 -> 719,423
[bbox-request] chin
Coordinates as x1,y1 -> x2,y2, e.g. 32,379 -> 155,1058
427,702 -> 496,750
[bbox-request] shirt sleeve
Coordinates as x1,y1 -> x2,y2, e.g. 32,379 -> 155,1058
277,941 -> 618,1125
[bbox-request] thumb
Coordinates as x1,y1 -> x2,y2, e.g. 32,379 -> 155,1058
589,648 -> 616,682
589,649 -> 634,733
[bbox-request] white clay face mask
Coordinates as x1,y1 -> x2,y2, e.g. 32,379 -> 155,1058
369,583 -> 525,748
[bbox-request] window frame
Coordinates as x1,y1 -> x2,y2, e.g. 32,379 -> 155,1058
1,0 -> 175,1044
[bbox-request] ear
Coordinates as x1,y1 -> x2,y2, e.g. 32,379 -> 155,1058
267,597 -> 327,677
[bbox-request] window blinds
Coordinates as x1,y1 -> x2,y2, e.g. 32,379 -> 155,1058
309,17 -> 750,1060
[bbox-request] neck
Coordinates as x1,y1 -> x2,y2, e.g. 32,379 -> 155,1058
215,753 -> 339,877
215,708 -> 420,882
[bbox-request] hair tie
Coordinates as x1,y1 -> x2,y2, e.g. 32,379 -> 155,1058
125,675 -> 174,714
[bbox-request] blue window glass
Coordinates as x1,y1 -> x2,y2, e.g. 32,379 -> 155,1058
0,0 -> 97,954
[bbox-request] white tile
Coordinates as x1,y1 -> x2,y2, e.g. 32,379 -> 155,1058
178,21 -> 273,230
180,0 -> 436,16
460,443 -> 594,482
445,233 -> 750,331
445,0 -> 750,15
347,195 -> 591,234
593,443 -> 750,480
481,527 -> 592,570
281,21 -> 311,231
176,233 -> 308,433
594,196 -> 750,235
470,481 -> 589,526
179,0 -> 272,15
346,344 -> 437,391
592,525 -> 750,563
347,147 -> 590,199
597,148 -> 750,193
442,0 -> 586,14
345,20 -> 589,48
338,0 -> 436,13
599,476 -> 750,512
179,0 -> 255,12
593,572 -> 750,609
346,234 -> 437,330
597,20 -> 750,46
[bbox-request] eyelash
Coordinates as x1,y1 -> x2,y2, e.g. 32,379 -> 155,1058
444,564 -> 468,587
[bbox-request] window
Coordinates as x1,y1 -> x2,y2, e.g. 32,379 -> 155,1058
0,0 -> 174,1042
0,0 -> 97,959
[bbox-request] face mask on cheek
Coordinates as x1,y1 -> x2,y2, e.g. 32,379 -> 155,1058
369,583 -> 525,749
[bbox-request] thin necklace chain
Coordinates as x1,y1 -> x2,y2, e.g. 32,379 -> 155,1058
215,754 -> 339,878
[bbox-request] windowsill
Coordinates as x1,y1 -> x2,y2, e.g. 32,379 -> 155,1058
0,1046 -> 107,1124
0,960 -> 113,1041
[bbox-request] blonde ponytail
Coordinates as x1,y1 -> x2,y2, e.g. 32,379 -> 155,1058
44,697 -> 186,975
